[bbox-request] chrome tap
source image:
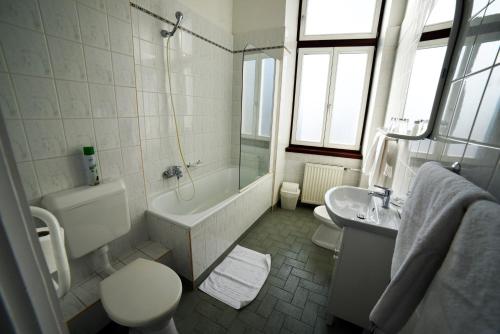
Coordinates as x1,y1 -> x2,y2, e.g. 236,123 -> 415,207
186,159 -> 202,168
369,185 -> 392,209
163,165 -> 183,180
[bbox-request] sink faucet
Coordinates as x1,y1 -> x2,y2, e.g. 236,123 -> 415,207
163,165 -> 183,180
369,185 -> 392,209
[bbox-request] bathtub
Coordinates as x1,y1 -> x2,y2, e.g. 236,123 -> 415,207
147,167 -> 273,282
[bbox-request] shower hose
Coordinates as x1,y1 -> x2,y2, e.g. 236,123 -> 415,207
166,35 -> 195,201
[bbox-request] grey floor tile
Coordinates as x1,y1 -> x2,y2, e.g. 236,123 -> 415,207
100,207 -> 363,334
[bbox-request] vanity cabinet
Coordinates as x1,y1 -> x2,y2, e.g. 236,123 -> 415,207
327,226 -> 396,329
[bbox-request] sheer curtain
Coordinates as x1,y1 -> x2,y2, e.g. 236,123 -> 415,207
385,0 -> 437,123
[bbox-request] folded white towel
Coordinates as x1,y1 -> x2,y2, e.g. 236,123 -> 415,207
401,200 -> 500,333
199,245 -> 271,309
363,130 -> 389,187
370,162 -> 494,334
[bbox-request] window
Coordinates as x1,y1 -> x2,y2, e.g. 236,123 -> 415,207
289,0 -> 383,157
401,0 -> 455,125
241,54 -> 276,140
300,0 -> 382,40
403,39 -> 448,122
292,47 -> 373,149
424,0 -> 456,31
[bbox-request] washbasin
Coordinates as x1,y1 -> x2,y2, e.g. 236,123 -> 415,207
324,186 -> 399,237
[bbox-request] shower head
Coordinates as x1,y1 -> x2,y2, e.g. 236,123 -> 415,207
160,11 -> 184,37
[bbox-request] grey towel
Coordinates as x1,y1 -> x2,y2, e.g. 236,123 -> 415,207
369,162 -> 494,333
401,200 -> 500,333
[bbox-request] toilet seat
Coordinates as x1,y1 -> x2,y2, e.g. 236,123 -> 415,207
312,206 -> 342,251
100,258 -> 182,328
314,205 -> 339,228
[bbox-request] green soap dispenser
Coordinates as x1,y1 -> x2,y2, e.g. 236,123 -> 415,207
83,146 -> 100,186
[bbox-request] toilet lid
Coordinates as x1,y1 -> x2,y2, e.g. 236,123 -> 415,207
314,205 -> 333,224
100,258 -> 182,327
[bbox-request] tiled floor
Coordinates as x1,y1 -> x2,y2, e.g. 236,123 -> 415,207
101,207 -> 362,334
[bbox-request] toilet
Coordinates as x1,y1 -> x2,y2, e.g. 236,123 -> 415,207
312,205 -> 342,251
42,180 -> 182,334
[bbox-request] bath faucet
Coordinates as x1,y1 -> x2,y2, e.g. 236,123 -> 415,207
187,160 -> 202,168
163,165 -> 183,180
369,185 -> 392,209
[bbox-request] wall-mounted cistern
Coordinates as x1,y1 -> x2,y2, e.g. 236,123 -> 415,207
160,11 -> 183,37
163,165 -> 183,179
369,185 -> 392,209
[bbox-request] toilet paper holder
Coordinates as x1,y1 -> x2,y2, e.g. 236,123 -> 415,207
31,206 -> 71,298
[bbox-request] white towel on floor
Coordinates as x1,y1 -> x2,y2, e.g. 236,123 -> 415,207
369,162 -> 495,334
401,200 -> 500,334
199,245 -> 271,309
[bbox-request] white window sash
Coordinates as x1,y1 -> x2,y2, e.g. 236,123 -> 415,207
323,46 -> 374,150
291,48 -> 334,146
299,0 -> 383,41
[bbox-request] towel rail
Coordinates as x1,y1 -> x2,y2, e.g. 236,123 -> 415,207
445,161 -> 461,174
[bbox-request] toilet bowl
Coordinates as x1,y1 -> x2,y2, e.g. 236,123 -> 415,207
41,180 -> 183,333
100,258 -> 182,334
312,205 -> 342,250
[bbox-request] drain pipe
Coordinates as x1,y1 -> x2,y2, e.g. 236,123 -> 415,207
93,245 -> 116,276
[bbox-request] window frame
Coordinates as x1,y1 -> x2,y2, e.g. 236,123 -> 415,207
291,46 -> 374,150
288,0 -> 385,159
291,47 -> 334,147
401,37 -> 450,121
241,53 -> 276,142
299,0 -> 384,41
324,46 -> 375,150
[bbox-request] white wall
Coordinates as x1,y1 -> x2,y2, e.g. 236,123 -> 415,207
232,0 -> 286,34
181,0 -> 233,33
272,0 -> 300,204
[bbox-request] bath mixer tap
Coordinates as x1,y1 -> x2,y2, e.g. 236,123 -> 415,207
187,160 -> 202,168
369,185 -> 392,209
163,165 -> 183,180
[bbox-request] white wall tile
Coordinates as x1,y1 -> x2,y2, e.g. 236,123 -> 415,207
118,118 -> 140,147
56,80 -> 91,118
47,37 -> 87,81
16,161 -> 41,202
89,83 -> 116,117
0,73 -> 19,119
0,23 -> 51,76
93,118 -> 120,150
106,0 -> 131,22
144,116 -> 160,139
109,16 -> 133,55
0,0 -> 43,31
122,145 -> 142,174
115,86 -> 137,117
34,156 -> 85,194
99,148 -> 124,179
78,3 -> 110,49
142,92 -> 158,115
63,119 -> 95,154
84,46 -> 113,84
24,120 -> 67,159
77,0 -> 106,12
6,120 -> 31,162
112,52 -> 135,86
123,171 -> 145,199
12,75 -> 60,119
38,0 -> 81,41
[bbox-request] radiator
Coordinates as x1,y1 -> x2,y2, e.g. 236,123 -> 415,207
301,163 -> 344,205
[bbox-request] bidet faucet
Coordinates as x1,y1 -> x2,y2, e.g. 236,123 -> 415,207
163,165 -> 183,179
369,185 -> 392,209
